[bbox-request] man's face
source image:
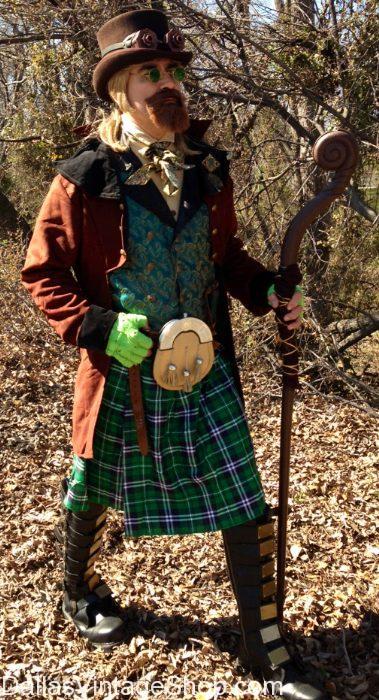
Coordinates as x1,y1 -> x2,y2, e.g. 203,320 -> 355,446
126,57 -> 190,133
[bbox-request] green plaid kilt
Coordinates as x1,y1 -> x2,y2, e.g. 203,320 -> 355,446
63,351 -> 267,538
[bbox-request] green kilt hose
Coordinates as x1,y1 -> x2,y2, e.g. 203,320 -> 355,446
64,350 -> 267,538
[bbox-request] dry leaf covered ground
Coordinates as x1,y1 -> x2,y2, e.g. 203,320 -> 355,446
0,241 -> 378,700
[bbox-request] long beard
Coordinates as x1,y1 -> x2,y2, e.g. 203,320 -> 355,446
145,89 -> 190,134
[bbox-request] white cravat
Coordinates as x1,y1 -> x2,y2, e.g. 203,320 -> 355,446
120,113 -> 183,220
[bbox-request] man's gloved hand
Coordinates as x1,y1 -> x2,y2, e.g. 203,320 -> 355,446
105,313 -> 153,367
267,283 -> 304,331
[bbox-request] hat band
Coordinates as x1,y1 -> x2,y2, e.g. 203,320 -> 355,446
101,27 -> 186,58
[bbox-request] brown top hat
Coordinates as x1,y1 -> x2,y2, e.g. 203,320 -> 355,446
93,9 -> 193,102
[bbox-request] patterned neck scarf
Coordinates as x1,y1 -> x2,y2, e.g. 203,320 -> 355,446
125,136 -> 195,196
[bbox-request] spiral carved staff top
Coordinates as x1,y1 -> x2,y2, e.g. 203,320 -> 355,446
273,130 -> 359,387
280,130 -> 359,269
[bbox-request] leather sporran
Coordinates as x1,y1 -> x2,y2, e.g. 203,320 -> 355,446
153,317 -> 215,392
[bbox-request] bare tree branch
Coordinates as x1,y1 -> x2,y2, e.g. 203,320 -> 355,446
0,32 -> 70,46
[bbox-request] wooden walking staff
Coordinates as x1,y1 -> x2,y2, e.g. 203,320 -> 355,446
273,130 -> 359,624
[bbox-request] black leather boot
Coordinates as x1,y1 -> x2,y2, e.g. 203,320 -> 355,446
54,478 -> 129,651
222,507 -> 330,699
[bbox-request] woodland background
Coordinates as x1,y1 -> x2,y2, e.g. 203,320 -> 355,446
0,2 -> 378,699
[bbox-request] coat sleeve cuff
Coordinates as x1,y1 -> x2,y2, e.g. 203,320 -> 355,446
77,305 -> 119,351
249,270 -> 277,314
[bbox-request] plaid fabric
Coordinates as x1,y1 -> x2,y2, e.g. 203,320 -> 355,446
63,351 -> 267,538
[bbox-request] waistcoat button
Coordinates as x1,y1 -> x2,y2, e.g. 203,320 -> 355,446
146,262 -> 155,273
212,228 -> 218,235
211,204 -> 217,212
119,203 -> 124,211
147,231 -> 154,240
120,249 -> 127,257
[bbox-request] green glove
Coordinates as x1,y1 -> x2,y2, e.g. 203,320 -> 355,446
105,313 -> 153,368
267,283 -> 304,317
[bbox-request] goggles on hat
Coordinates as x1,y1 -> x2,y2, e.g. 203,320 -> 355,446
101,27 -> 186,58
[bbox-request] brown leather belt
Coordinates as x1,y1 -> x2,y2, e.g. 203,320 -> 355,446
128,330 -> 158,456
128,365 -> 150,455
129,329 -> 221,457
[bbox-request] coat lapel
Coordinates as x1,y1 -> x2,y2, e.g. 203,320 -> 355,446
174,153 -> 203,233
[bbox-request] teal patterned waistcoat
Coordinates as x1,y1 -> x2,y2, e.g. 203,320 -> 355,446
108,196 -> 217,332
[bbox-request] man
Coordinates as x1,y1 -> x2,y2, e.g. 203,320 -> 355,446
21,8 -> 327,699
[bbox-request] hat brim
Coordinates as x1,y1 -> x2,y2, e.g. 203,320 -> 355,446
93,48 -> 193,102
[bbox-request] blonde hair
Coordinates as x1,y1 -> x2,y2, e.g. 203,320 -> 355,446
95,66 -> 198,155
95,67 -> 132,152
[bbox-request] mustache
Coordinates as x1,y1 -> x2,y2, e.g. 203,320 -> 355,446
145,88 -> 184,108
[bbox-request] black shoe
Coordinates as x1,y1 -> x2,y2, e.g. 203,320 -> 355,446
237,637 -> 328,699
222,507 -> 330,699
62,580 -> 129,652
55,477 -> 128,651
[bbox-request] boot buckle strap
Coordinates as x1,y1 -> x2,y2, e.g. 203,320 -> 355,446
262,580 -> 276,598
89,538 -> 103,557
87,573 -> 101,591
260,602 -> 277,621
262,559 -> 275,578
94,511 -> 107,528
93,582 -> 113,599
268,646 -> 291,666
259,539 -> 275,557
260,623 -> 282,644
83,564 -> 95,581
94,522 -> 107,542
86,551 -> 101,570
257,522 -> 274,540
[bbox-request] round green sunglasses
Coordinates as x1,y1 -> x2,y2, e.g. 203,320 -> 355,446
143,65 -> 186,83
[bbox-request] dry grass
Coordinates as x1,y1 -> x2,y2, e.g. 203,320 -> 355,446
0,238 -> 378,699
